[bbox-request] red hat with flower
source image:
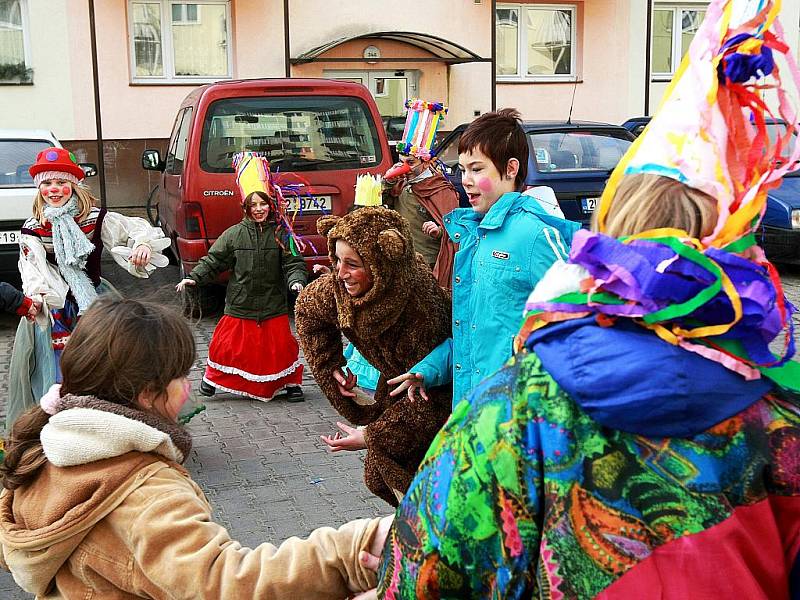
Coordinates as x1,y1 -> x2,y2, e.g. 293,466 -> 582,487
29,147 -> 85,185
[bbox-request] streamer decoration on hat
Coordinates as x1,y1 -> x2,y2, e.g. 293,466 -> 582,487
515,0 -> 800,392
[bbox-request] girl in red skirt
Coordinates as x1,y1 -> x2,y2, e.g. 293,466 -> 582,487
176,154 -> 308,402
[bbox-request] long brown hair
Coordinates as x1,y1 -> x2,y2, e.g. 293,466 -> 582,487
1,298 -> 195,490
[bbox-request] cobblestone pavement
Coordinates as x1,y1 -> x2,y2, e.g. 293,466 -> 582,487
0,260 -> 798,598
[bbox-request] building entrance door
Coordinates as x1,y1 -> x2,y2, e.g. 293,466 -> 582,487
324,70 -> 419,116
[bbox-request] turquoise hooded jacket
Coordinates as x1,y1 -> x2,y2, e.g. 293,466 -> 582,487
411,191 -> 580,406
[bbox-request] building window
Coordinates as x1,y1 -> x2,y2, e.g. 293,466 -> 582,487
0,0 -> 31,82
128,1 -> 231,83
496,3 -> 577,80
651,4 -> 707,79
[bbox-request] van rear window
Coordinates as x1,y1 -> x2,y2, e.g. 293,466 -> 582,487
200,96 -> 382,173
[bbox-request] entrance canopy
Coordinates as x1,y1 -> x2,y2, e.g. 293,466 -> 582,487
292,31 -> 489,65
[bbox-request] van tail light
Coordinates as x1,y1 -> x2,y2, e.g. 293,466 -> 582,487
183,202 -> 207,239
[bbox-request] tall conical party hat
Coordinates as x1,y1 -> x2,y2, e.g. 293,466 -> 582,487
599,0 -> 800,252
516,0 -> 799,391
396,99 -> 448,160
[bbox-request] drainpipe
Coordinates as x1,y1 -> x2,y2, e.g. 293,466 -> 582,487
87,0 -> 106,206
644,0 -> 653,115
283,0 -> 291,77
491,0 -> 497,111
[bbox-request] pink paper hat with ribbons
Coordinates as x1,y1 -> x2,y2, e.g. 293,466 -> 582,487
598,0 -> 800,253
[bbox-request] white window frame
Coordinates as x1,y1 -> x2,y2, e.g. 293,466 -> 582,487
127,0 -> 232,84
496,3 -> 578,82
651,3 -> 709,81
0,0 -> 32,70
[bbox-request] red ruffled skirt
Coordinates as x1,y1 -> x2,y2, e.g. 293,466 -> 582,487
204,314 -> 303,401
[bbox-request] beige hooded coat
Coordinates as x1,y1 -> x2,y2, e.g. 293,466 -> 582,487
0,397 -> 381,599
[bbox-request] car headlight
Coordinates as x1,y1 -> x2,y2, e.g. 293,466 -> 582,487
793,209 -> 800,230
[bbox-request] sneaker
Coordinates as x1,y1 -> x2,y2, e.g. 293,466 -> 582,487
285,386 -> 304,402
199,380 -> 216,397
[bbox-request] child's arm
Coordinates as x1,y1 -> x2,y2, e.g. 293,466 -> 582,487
0,282 -> 37,317
280,238 -> 308,291
100,211 -> 171,278
388,337 -> 453,401
186,229 -> 235,286
120,471 -> 391,599
18,233 -> 69,313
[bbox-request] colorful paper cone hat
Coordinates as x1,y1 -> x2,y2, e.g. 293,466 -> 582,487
232,152 -> 309,256
599,0 -> 800,250
515,0 -> 799,392
396,99 -> 448,160
234,152 -> 274,202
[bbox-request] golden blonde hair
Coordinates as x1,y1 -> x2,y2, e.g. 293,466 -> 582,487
594,174 -> 718,239
32,183 -> 96,223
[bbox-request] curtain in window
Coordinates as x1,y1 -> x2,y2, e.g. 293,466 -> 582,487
496,8 -> 519,76
0,0 -> 24,66
132,2 -> 163,76
172,3 -> 228,77
526,8 -> 572,76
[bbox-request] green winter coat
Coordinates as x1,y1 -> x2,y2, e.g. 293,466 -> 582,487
188,219 -> 307,322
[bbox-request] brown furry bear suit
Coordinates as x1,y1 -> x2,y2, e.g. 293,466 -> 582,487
295,207 -> 452,506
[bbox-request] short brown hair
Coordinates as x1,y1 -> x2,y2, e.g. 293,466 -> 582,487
1,298 -> 195,490
458,108 -> 528,190
595,173 -> 718,239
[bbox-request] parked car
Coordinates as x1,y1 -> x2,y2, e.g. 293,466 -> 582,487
621,116 -> 651,138
382,115 -> 406,164
620,116 -> 800,263
142,78 -> 393,308
434,121 -> 635,225
0,129 -> 96,283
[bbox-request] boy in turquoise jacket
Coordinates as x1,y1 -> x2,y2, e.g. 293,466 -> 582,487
389,109 -> 579,407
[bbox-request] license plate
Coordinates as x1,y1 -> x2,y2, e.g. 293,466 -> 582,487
287,195 -> 332,214
581,197 -> 599,213
0,230 -> 19,245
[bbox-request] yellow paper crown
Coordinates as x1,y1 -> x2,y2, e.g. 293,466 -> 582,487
354,174 -> 383,207
235,153 -> 271,201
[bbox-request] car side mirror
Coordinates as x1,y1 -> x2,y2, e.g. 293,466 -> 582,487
449,164 -> 460,177
79,163 -> 98,178
142,149 -> 165,171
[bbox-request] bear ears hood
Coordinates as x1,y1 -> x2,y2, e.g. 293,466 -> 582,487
318,207 -> 418,333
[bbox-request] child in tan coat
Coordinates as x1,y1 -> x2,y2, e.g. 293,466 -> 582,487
0,297 -> 390,599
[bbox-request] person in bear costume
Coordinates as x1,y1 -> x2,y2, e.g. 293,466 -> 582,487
295,207 -> 451,506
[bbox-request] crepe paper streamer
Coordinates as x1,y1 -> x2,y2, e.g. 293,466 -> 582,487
598,0 -> 800,252
515,228 -> 796,384
354,173 -> 383,207
397,98 -> 448,159
178,404 -> 206,425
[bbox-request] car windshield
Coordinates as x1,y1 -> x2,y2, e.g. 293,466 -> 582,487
200,96 -> 382,173
0,139 -> 54,188
529,131 -> 632,173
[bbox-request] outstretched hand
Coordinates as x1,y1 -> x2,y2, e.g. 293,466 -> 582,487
387,372 -> 428,401
175,278 -> 196,293
130,244 -> 151,268
320,421 -> 366,452
349,515 -> 394,599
